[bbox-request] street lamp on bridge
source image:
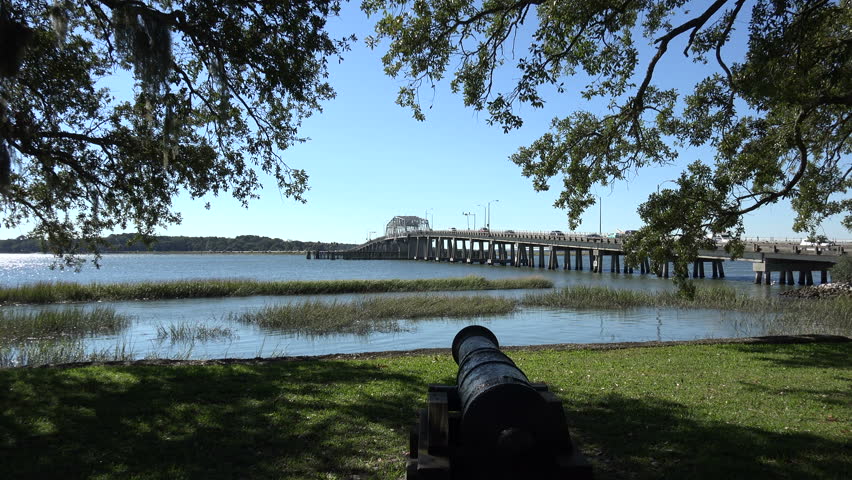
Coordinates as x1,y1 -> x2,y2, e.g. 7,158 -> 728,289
464,212 -> 476,230
486,199 -> 499,229
477,204 -> 486,229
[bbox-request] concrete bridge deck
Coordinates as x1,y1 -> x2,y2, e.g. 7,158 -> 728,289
312,229 -> 848,286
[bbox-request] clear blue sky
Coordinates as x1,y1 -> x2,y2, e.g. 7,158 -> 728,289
3,2 -> 849,244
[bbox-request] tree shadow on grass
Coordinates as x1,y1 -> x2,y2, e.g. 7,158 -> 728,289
565,392 -> 850,479
725,341 -> 852,370
0,360 -> 438,479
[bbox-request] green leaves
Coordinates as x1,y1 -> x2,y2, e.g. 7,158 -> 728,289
365,0 -> 851,292
1,0 -> 350,266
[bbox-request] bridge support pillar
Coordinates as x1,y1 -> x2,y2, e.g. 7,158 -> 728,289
754,271 -> 763,284
538,246 -> 546,268
575,249 -> 582,270
821,270 -> 828,284
564,248 -> 570,270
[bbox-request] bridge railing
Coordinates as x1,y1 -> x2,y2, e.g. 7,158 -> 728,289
361,230 -> 848,256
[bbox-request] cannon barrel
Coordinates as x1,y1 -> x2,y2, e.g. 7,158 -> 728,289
452,326 -> 552,457
407,325 -> 593,479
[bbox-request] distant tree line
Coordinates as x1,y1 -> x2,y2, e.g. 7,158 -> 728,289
0,234 -> 354,254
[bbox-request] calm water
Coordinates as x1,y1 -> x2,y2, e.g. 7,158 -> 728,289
0,253 -> 795,362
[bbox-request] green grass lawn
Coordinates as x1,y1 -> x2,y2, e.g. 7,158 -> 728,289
1,341 -> 849,479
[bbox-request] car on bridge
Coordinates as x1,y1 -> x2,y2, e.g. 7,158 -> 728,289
479,227 -> 490,233
549,230 -> 565,237
708,232 -> 735,245
800,237 -> 834,250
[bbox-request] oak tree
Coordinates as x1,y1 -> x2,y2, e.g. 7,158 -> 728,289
1,0 -> 350,266
363,0 -> 851,294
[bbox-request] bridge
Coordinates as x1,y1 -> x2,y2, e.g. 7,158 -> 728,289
312,217 -> 848,286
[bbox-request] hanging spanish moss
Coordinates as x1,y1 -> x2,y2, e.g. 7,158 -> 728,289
48,0 -> 69,45
112,4 -> 172,96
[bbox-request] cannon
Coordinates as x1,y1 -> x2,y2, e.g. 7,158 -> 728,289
407,325 -> 593,479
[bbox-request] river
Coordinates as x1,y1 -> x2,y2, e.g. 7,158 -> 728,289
0,253 -> 795,362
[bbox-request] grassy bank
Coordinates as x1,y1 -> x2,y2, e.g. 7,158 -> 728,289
236,295 -> 517,335
0,276 -> 552,305
0,341 -> 848,479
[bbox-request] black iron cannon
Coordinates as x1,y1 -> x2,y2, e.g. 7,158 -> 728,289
407,325 -> 593,479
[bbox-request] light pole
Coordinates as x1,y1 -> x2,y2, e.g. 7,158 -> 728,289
368,231 -> 376,241
487,199 -> 499,229
598,196 -> 602,235
465,212 -> 476,230
657,179 -> 677,194
477,204 -> 486,229
463,212 -> 470,229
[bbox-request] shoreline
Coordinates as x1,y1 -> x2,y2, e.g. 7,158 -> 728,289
24,333 -> 850,369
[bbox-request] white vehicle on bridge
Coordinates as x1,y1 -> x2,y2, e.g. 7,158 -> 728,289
708,232 -> 735,245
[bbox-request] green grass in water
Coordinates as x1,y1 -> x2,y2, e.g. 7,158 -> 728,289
236,295 -> 517,335
0,276 -> 552,305
0,307 -> 130,341
155,322 -> 237,343
0,338 -> 135,368
522,285 -> 852,336
0,342 -> 848,478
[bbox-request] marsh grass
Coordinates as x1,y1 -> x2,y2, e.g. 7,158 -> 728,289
155,322 -> 237,343
0,276 -> 553,305
521,285 -> 757,310
769,296 -> 852,336
0,338 -> 135,368
0,307 -> 131,342
523,285 -> 852,336
236,295 -> 517,335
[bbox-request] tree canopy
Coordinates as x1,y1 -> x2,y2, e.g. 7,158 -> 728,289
1,0 -> 350,266
363,0 -> 852,293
